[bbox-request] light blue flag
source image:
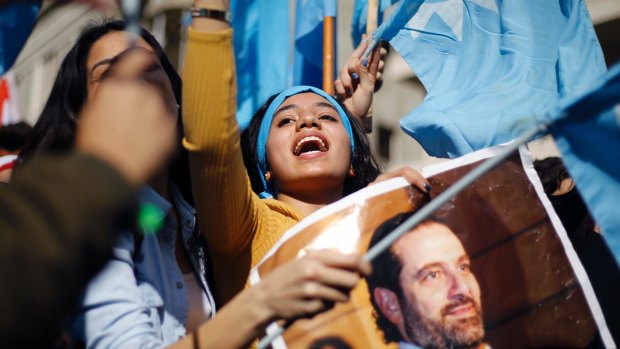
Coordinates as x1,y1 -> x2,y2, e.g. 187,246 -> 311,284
351,0 -> 398,46
231,0 -> 291,129
232,0 -> 336,128
0,2 -> 40,76
546,63 -> 620,266
293,0 -> 337,88
376,0 -> 606,158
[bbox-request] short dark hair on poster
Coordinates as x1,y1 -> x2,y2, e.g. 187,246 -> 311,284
366,208 -> 445,344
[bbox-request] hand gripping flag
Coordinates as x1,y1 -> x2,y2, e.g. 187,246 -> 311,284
376,0 -> 606,158
545,63 -> 620,267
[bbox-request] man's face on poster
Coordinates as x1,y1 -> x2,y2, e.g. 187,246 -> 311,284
377,222 -> 485,348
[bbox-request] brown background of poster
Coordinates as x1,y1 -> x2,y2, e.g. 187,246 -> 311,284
254,154 -> 598,349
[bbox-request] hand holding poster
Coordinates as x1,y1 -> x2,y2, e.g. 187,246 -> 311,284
250,146 -> 614,349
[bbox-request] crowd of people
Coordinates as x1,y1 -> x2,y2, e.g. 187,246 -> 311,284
0,0 -> 420,347
0,0 -> 618,348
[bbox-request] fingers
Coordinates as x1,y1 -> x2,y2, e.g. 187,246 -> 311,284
340,55 -> 360,97
352,34 -> 369,59
256,250 -> 367,321
374,45 -> 388,92
358,259 -> 372,277
334,35 -> 368,100
303,261 -> 362,290
371,167 -> 431,193
304,249 -> 365,272
298,299 -> 330,317
300,281 -> 350,303
335,35 -> 387,101
334,79 -> 347,100
360,43 -> 383,92
367,44 -> 382,78
296,250 -> 370,292
287,251 -> 368,315
377,58 -> 385,77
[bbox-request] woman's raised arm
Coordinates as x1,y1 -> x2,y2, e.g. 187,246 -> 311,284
182,0 -> 261,302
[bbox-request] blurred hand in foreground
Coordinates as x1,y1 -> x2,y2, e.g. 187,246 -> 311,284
76,48 -> 177,185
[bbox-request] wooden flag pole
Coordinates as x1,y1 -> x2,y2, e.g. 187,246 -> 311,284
323,15 -> 335,94
366,0 -> 379,34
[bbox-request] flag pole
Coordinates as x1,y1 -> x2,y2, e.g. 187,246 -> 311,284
322,1 -> 336,94
257,123 -> 547,349
366,0 -> 379,34
363,0 -> 379,133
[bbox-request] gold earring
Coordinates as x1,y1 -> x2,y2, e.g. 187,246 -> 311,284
348,166 -> 356,177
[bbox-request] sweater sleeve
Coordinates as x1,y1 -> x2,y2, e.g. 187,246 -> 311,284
182,28 -> 304,305
0,152 -> 136,347
182,28 -> 259,258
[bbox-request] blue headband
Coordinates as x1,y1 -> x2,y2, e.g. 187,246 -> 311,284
256,86 -> 356,198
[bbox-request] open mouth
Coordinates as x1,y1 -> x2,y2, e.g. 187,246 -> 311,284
293,136 -> 328,156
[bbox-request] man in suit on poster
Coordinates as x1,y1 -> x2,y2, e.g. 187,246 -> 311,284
367,211 -> 490,349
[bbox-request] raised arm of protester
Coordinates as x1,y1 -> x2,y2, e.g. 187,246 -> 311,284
183,0 -> 262,305
183,0 -> 428,307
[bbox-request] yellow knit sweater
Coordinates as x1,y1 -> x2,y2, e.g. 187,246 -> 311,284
182,28 -> 304,306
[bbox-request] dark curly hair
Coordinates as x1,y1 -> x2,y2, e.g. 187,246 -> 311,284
366,209 -> 445,344
240,92 -> 382,196
18,20 -> 192,204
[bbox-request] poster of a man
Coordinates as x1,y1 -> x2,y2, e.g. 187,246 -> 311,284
367,213 -> 489,349
249,146 -> 613,349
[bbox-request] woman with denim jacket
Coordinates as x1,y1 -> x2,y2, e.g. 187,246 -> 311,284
18,21 -> 217,347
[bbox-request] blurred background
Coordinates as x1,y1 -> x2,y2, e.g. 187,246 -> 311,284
9,0 -> 620,169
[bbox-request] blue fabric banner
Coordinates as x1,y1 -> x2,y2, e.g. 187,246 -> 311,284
232,0 -> 336,128
375,0 -> 606,158
293,0 -> 337,88
231,0 -> 291,129
547,63 -> 620,266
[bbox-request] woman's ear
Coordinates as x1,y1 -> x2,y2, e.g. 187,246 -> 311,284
265,170 -> 272,182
